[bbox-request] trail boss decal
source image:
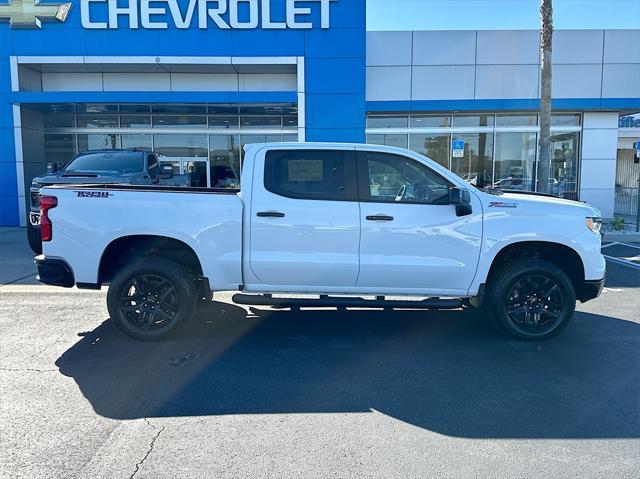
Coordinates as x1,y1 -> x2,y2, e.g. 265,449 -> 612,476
75,191 -> 113,198
489,201 -> 518,208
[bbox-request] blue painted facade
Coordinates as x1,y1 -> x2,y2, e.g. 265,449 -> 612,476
0,0 -> 367,226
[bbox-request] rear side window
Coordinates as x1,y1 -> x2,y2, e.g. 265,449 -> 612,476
264,150 -> 357,201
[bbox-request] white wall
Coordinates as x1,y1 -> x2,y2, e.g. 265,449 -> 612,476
580,112 -> 619,217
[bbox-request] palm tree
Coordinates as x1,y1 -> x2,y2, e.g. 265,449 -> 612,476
537,0 -> 553,193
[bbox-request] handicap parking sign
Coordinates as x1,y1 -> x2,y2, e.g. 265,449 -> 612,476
452,139 -> 465,158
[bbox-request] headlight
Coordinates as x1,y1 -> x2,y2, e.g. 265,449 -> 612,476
585,217 -> 603,233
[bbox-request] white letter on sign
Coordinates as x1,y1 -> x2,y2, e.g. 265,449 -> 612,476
108,0 -> 139,29
286,0 -> 312,29
229,0 -> 258,29
81,0 -> 108,29
199,0 -> 230,29
167,0 -> 197,29
141,0 -> 167,29
262,0 -> 285,29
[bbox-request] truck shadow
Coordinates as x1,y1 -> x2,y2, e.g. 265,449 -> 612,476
55,302 -> 640,439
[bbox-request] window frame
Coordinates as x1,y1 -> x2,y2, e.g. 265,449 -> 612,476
263,149 -> 359,202
356,151 -> 454,205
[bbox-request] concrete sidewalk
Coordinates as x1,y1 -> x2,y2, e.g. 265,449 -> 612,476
0,227 -> 38,286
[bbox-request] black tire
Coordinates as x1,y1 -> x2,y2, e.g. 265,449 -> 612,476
27,221 -> 42,255
486,259 -> 576,340
107,257 -> 198,341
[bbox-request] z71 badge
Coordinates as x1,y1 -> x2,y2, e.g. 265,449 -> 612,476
75,191 -> 113,198
489,201 -> 518,208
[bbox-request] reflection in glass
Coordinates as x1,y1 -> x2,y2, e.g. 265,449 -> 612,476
450,133 -> 494,186
367,134 -> 408,149
452,114 -> 495,127
209,135 -> 241,189
551,114 -> 581,126
367,116 -> 408,128
44,134 -> 76,166
77,134 -> 120,152
549,132 -> 579,198
77,115 -> 119,129
153,116 -> 207,128
496,115 -> 537,127
121,134 -> 152,150
240,116 -> 282,129
121,116 -> 151,128
494,132 -> 537,191
409,134 -> 450,168
410,115 -> 450,128
153,134 -> 208,157
208,116 -> 239,129
43,115 -> 75,129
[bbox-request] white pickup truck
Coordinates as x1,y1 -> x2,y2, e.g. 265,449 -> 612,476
35,143 -> 606,341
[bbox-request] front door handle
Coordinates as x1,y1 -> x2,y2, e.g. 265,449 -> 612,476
257,211 -> 285,218
366,215 -> 394,221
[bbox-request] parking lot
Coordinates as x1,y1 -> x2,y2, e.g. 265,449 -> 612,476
1,228 -> 639,479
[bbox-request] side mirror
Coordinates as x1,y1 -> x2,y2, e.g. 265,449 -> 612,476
449,187 -> 473,217
46,162 -> 58,173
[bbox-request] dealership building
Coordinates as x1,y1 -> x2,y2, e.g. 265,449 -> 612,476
1,0 -> 639,226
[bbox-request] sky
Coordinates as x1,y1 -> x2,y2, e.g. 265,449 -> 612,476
367,0 -> 640,31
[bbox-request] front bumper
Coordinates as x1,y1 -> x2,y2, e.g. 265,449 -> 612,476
34,255 -> 75,288
577,277 -> 605,303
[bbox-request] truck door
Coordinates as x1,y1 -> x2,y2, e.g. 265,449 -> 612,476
356,150 -> 482,295
248,148 -> 360,289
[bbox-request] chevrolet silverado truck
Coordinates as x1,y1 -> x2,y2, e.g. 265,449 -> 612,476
28,149 -> 187,254
34,143 -> 606,341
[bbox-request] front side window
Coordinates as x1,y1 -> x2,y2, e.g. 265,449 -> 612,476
360,152 -> 452,204
147,155 -> 161,177
264,150 -> 356,201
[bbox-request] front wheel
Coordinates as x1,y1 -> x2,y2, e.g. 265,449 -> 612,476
487,259 -> 576,340
107,258 -> 198,341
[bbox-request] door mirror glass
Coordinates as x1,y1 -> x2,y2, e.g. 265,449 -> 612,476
46,162 -> 59,173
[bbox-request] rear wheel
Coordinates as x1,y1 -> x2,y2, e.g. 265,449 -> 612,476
487,259 -> 576,340
107,258 -> 198,341
27,221 -> 42,254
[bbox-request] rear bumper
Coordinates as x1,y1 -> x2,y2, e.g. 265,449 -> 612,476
577,277 -> 605,303
34,255 -> 75,288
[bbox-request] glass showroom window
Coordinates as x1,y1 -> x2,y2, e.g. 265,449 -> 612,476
451,133 -> 494,186
367,134 -> 408,149
494,132 -> 537,191
549,132 -> 579,199
409,134 -> 450,168
121,134 -> 152,150
210,135 -> 241,189
78,134 -> 120,151
153,134 -> 208,157
44,134 -> 76,167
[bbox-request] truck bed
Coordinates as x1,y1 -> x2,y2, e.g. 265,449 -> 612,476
40,184 -> 243,290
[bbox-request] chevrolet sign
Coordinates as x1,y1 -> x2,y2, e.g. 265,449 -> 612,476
1,0 -> 336,30
0,0 -> 72,28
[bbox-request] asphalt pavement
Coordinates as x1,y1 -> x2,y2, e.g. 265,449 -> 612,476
1,228 -> 639,478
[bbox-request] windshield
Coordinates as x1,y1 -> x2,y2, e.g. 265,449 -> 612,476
64,152 -> 144,173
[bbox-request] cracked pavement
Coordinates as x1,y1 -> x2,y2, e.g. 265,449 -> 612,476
1,227 -> 639,478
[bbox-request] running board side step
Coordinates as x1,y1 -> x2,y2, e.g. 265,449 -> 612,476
232,294 -> 463,310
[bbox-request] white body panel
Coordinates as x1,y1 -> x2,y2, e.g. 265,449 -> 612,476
41,142 -> 605,298
42,188 -> 243,290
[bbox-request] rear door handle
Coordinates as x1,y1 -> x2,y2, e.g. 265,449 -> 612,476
257,211 -> 285,218
366,215 -> 394,221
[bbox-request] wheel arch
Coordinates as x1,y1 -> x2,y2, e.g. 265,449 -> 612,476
98,234 -> 205,285
486,241 -> 586,293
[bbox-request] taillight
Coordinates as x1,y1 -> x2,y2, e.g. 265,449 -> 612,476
40,195 -> 58,242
